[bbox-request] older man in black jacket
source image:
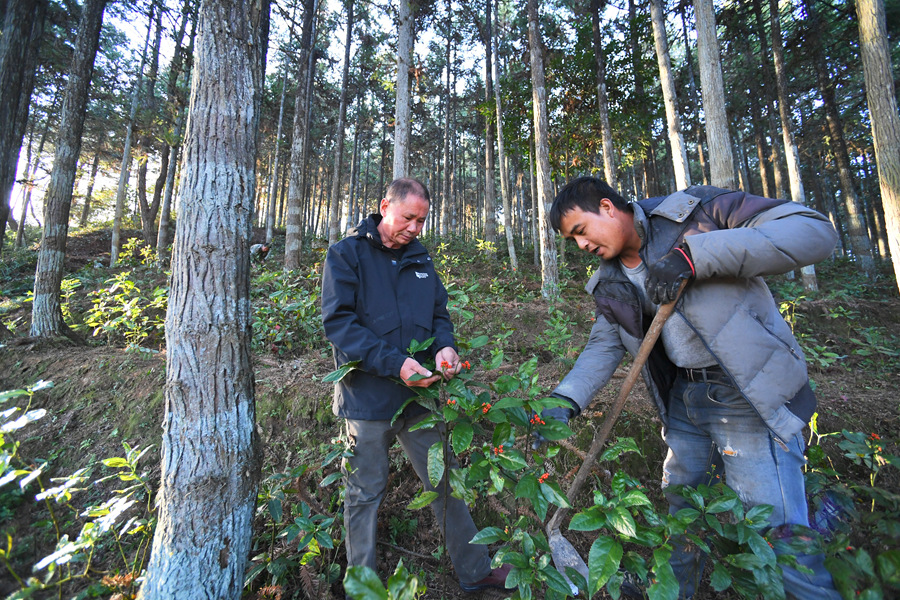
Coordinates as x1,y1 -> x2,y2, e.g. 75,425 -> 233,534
321,178 -> 510,593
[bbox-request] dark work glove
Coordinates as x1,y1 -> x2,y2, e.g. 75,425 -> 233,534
646,244 -> 694,305
531,401 -> 576,450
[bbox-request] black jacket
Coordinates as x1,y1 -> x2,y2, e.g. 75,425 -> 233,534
321,214 -> 456,420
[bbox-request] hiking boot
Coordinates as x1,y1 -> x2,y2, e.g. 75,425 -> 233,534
459,564 -> 513,593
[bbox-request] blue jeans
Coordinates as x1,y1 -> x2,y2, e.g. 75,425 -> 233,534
662,376 -> 841,599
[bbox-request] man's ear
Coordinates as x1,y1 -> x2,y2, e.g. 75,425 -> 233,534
599,197 -> 612,215
379,198 -> 389,215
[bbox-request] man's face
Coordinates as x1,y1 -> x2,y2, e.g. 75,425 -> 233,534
377,194 -> 429,249
558,200 -> 636,261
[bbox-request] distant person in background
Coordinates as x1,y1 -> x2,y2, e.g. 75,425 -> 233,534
536,177 -> 841,599
321,177 -> 511,593
250,243 -> 270,262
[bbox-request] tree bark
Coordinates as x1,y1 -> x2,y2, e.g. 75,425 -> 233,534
694,0 -> 735,188
392,0 -> 412,179
856,0 -> 900,294
802,0 -> 875,277
0,0 -> 43,254
30,0 -> 106,337
283,0 -> 318,270
680,8 -> 708,186
327,0 -> 353,246
440,0 -> 452,237
650,0 -> 690,190
137,0 -> 268,595
527,0 -> 558,298
590,0 -> 616,187
78,152 -> 101,227
491,0 -> 516,269
111,5 -> 153,266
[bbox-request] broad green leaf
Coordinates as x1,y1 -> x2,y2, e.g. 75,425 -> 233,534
323,361 -> 360,383
607,506 -> 637,537
618,488 -> 652,508
710,562 -> 732,592
102,457 -> 130,468
427,442 -> 444,488
491,375 -> 520,394
648,550 -> 678,600
407,490 -> 438,511
344,565 -> 389,600
600,437 -> 641,462
747,531 -> 776,567
706,495 -> 740,514
588,536 -> 623,597
515,474 -> 539,500
467,335 -> 490,349
492,422 -> 512,448
876,549 -> 900,585
319,472 -> 343,487
451,422 -> 474,455
409,414 -> 440,432
498,449 -> 527,471
268,498 -> 283,523
470,527 -> 506,545
534,419 -> 574,442
492,397 -> 526,410
406,337 -> 435,354
542,563 -> 577,595
568,508 -> 606,531
540,481 -> 571,509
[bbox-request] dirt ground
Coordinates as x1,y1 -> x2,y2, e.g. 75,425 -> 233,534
1,229 -> 898,599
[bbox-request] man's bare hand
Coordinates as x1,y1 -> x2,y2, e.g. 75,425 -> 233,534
435,346 -> 461,380
400,357 -> 440,387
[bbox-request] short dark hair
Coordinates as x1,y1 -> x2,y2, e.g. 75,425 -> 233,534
386,178 -> 430,204
549,176 -> 631,231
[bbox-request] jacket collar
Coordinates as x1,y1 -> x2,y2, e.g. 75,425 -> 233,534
351,213 -> 427,258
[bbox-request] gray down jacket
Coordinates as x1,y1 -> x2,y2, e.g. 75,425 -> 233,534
552,186 -> 838,442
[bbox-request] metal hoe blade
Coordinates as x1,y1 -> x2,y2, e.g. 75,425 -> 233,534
547,281 -> 687,594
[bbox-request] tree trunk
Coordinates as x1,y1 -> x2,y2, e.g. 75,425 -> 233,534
137,0 -> 268,595
694,0 -> 735,188
802,0 -> 875,277
441,0 -> 452,236
527,0 -> 558,298
0,0 -> 43,254
590,0 -> 616,187
491,0 -> 516,269
328,0 -> 353,246
111,5 -> 153,266
283,0 -> 318,270
78,152 -> 101,227
650,0 -> 690,190
392,0 -> 412,179
767,0 -> 817,291
628,0 -> 645,199
856,0 -> 900,294
30,0 -> 106,337
267,64 -> 290,243
680,8 -> 708,186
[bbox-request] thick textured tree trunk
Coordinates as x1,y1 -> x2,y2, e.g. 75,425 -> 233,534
694,0 -> 735,189
137,0 -> 268,595
392,0 -> 411,179
527,0 -> 558,298
283,0 -> 318,270
0,0 -> 43,254
802,0 -> 875,277
680,9 -> 708,186
650,0 -> 690,190
856,0 -> 900,293
327,0 -> 353,246
628,0 -> 645,199
30,0 -> 106,337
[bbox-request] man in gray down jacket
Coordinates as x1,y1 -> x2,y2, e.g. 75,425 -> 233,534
321,178 -> 511,593
541,176 -> 841,599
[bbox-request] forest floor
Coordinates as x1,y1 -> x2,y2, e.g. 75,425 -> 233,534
0,227 -> 898,600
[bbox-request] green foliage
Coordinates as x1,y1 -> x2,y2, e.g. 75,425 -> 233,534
535,306 -> 576,361
1,382 -> 157,598
251,269 -> 324,356
84,271 -> 168,348
344,560 -> 426,600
